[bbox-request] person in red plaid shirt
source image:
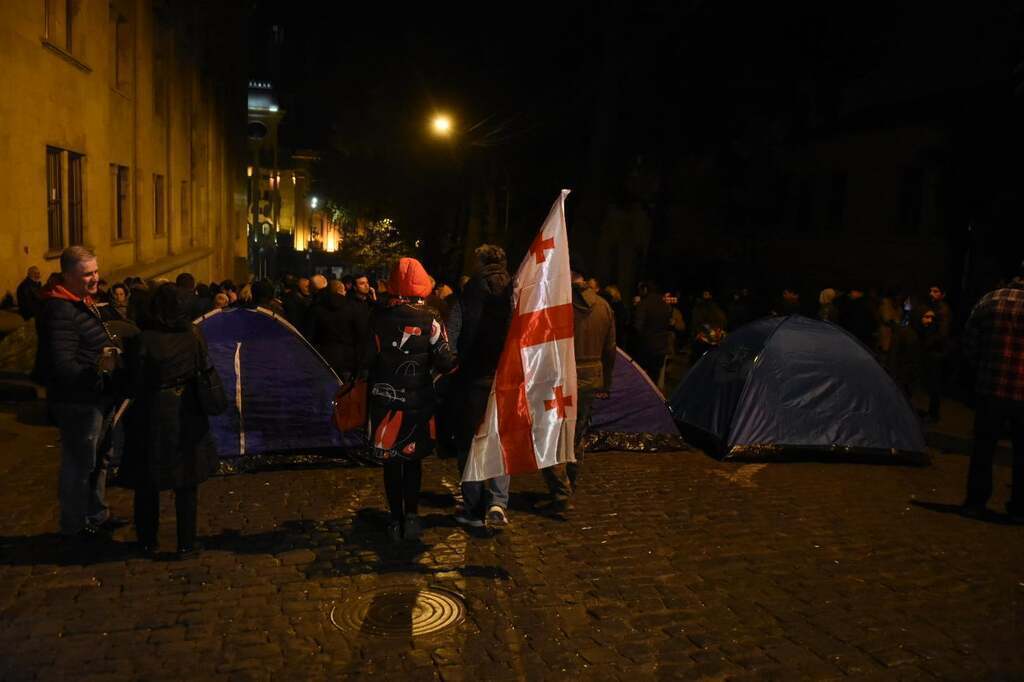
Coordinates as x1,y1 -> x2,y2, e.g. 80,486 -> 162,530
961,263 -> 1024,521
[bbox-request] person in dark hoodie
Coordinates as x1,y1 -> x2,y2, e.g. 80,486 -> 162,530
368,258 -> 457,542
452,244 -> 513,528
541,267 -> 616,511
35,247 -> 125,541
308,282 -> 372,383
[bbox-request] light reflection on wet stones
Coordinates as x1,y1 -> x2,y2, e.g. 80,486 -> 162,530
330,586 -> 466,638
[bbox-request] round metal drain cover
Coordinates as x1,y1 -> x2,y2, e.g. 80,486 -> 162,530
330,586 -> 465,637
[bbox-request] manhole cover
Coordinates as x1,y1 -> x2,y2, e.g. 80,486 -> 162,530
330,586 -> 466,638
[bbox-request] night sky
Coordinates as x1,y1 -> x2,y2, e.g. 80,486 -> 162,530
248,1 -> 1024,288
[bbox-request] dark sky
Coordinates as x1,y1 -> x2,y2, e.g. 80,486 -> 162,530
247,1 -> 1024,278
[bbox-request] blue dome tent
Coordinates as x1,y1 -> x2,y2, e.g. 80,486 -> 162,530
195,307 -> 361,470
668,316 -> 928,463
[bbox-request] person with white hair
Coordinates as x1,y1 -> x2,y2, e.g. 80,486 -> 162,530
818,288 -> 840,323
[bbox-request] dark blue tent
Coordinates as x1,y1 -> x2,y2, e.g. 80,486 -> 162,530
196,307 -> 358,468
668,315 -> 928,462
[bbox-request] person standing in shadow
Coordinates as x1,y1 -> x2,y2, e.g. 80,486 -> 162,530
122,283 -> 216,558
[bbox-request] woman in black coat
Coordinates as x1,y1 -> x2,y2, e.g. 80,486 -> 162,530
122,283 -> 215,558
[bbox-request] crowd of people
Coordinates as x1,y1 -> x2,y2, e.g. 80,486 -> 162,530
22,244 -> 1024,558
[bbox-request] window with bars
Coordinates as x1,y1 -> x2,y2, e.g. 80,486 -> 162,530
153,174 -> 165,236
46,147 -> 86,252
46,147 -> 64,251
113,165 -> 130,241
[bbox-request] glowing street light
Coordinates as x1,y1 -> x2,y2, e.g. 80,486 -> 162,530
431,113 -> 453,137
309,196 -> 319,209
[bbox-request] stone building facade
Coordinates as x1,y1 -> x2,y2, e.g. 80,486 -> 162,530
0,0 -> 248,298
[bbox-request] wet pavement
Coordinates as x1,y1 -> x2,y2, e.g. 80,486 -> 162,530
0,403 -> 1022,681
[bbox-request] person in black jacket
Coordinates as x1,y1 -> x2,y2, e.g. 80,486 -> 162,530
308,286 -> 372,382
452,244 -> 513,528
369,258 -> 457,542
633,281 -> 674,383
839,287 -> 878,349
35,247 -> 124,540
122,284 -> 215,558
16,266 -> 42,320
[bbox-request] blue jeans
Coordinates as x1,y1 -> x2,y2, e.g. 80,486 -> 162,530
459,468 -> 510,518
455,379 -> 510,518
52,402 -> 113,534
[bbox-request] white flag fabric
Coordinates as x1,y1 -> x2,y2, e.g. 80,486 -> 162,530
462,189 -> 577,482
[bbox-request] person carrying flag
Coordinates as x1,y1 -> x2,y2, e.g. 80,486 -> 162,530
541,265 -> 616,511
461,190 -> 586,494
368,258 -> 457,542
452,244 -> 514,528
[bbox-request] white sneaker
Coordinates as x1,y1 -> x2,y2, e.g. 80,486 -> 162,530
486,505 -> 509,527
454,505 -> 484,527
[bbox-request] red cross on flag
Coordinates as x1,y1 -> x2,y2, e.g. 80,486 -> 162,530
463,189 -> 577,482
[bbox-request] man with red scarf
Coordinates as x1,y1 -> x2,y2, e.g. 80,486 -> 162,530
35,247 -> 124,541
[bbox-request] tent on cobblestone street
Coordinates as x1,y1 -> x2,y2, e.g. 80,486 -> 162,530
196,307 -> 362,470
586,348 -> 686,452
668,315 -> 928,463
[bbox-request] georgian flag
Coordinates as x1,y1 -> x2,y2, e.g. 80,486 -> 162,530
462,190 -> 577,482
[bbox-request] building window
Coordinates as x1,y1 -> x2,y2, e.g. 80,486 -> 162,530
46,146 -> 86,251
68,153 -> 84,245
45,0 -> 74,53
46,147 -> 64,251
113,164 -> 130,241
153,174 -> 165,235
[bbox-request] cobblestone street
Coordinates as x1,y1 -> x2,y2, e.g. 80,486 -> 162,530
1,404 -> 1022,681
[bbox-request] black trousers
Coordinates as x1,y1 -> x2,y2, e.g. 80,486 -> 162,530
134,483 -> 198,550
965,396 -> 1024,513
383,459 -> 422,522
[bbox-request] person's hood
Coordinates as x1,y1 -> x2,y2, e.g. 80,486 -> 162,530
572,282 -> 597,314
388,258 -> 433,299
323,292 -> 346,311
40,281 -> 92,305
476,263 -> 511,296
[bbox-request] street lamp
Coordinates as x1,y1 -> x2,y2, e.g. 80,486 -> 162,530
431,113 -> 453,137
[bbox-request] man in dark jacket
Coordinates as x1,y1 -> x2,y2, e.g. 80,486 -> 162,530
961,264 -> 1024,521
16,266 -> 42,320
35,247 -> 122,540
633,280 -> 673,384
839,287 -> 877,349
307,286 -> 372,383
542,268 -> 616,511
282,276 -> 311,330
453,244 -> 513,528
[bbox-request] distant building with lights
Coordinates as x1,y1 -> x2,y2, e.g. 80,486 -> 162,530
0,0 -> 249,297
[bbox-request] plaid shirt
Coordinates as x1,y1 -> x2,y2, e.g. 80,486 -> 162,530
963,282 -> 1024,402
